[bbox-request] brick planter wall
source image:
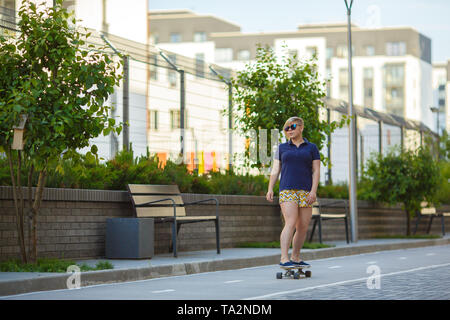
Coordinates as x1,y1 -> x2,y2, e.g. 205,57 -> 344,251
0,186 -> 449,261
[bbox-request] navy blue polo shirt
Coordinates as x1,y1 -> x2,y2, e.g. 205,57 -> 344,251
274,138 -> 321,192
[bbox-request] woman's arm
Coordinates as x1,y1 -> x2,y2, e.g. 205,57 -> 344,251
266,159 -> 281,202
307,159 -> 321,204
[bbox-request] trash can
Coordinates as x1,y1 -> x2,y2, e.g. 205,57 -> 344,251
105,218 -> 154,259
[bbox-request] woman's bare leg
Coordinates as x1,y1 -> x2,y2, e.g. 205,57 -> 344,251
280,201 -> 299,263
291,207 -> 312,262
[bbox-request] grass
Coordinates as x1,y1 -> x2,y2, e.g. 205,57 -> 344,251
373,234 -> 442,239
0,258 -> 114,273
236,241 -> 335,249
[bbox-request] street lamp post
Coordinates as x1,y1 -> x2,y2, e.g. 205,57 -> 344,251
100,34 -> 130,151
159,50 -> 186,160
209,65 -> 233,173
345,0 -> 358,243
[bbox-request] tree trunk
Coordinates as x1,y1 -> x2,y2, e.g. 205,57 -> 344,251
405,210 -> 411,236
6,147 -> 27,263
30,165 -> 47,263
27,163 -> 34,260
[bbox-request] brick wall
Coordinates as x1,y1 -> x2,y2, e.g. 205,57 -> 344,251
0,186 -> 449,261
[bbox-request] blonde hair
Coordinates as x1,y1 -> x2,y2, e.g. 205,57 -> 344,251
283,116 -> 304,129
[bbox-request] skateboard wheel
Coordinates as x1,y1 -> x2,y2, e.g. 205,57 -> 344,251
276,272 -> 283,279
305,271 -> 312,278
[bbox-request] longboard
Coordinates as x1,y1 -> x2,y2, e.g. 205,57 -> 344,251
276,266 -> 312,279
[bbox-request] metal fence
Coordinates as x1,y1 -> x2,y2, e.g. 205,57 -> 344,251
0,6 -> 438,185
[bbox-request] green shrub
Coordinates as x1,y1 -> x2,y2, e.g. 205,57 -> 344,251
436,161 -> 450,205
317,183 -> 349,199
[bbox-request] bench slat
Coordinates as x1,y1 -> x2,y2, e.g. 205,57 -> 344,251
132,195 -> 184,206
176,216 -> 217,221
128,184 -> 180,195
136,207 -> 186,217
421,207 -> 436,214
321,214 -> 346,219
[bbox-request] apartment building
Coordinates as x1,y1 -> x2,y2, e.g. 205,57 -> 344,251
1,0 -> 150,160
432,61 -> 450,135
149,9 -> 434,131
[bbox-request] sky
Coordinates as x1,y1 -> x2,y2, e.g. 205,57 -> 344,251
148,0 -> 450,63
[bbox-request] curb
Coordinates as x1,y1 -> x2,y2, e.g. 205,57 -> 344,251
1,237 -> 450,297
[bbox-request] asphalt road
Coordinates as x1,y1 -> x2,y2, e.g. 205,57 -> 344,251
2,244 -> 450,300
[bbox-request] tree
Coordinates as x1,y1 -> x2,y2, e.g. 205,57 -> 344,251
0,0 -> 122,263
363,147 -> 441,235
230,45 -> 349,173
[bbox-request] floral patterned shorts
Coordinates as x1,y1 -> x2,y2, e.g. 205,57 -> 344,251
279,189 -> 312,208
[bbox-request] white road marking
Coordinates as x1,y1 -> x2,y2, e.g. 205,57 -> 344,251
224,280 -> 243,284
426,253 -> 436,256
151,289 -> 175,294
367,261 -> 377,264
328,265 -> 342,269
244,262 -> 450,300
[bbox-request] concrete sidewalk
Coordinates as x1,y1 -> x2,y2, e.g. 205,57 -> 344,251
1,236 -> 450,297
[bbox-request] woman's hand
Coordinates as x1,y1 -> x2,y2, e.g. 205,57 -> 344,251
266,189 -> 274,202
306,191 -> 317,205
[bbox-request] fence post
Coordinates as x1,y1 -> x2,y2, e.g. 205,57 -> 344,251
123,55 -> 130,151
378,120 -> 383,155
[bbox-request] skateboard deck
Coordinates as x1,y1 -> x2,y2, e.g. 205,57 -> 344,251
276,265 -> 311,279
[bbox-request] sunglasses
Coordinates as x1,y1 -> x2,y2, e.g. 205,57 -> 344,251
284,123 -> 298,132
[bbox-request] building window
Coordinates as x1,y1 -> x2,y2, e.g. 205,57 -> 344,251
365,45 -> 375,56
386,42 -> 406,56
438,84 -> 446,107
363,67 -> 374,79
150,54 -> 158,81
170,109 -> 188,129
215,48 -> 233,63
170,33 -> 181,43
149,110 -> 158,130
384,64 -> 405,116
326,47 -> 333,59
167,54 -> 177,87
237,50 -> 250,61
337,45 -> 347,58
194,32 -> 207,42
363,67 -> 374,107
306,46 -> 317,59
170,110 -> 180,129
195,53 -> 205,78
0,1 -> 16,35
339,68 -> 348,101
149,33 -> 159,45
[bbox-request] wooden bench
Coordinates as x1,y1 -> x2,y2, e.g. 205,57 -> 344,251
127,184 -> 220,257
308,200 -> 350,244
414,202 -> 448,236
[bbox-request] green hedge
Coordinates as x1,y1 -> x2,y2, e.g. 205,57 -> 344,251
1,150 -> 448,203
0,150 -> 276,196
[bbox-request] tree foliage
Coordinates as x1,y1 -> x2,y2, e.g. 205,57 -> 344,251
363,146 -> 441,235
0,0 -> 122,263
230,45 -> 349,171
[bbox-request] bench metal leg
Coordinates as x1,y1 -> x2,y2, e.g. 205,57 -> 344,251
441,215 -> 446,236
344,216 -> 349,244
215,218 -> 221,254
309,218 -> 317,242
172,220 -> 178,257
318,216 -> 323,244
